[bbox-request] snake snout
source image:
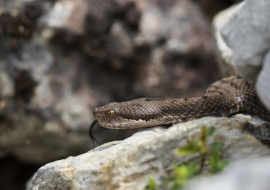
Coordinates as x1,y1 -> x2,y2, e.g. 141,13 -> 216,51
93,109 -> 102,120
93,106 -> 119,128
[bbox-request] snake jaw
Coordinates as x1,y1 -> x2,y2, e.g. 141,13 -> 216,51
103,119 -> 148,129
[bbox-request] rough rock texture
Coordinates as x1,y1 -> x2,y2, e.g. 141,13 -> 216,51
214,0 -> 270,111
213,4 -> 239,77
0,0 -> 219,163
220,0 -> 270,80
185,158 -> 270,190
27,117 -> 270,190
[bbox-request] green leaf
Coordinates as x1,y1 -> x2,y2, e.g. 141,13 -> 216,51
171,179 -> 185,190
209,151 -> 229,173
217,161 -> 229,171
175,139 -> 199,156
174,162 -> 200,179
174,165 -> 189,178
211,160 -> 229,173
170,162 -> 200,190
185,162 -> 200,177
207,126 -> 216,136
210,142 -> 223,152
209,151 -> 220,167
144,177 -> 156,190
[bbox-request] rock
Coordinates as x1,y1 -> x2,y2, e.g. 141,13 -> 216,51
27,117 -> 270,190
220,0 -> 270,80
257,51 -> 270,111
0,36 -> 93,163
0,0 -> 25,12
213,0 -> 270,111
0,0 -> 95,163
185,158 -> 270,190
0,0 -> 219,163
212,4 -> 240,77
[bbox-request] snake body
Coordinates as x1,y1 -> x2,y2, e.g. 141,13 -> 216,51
92,76 -> 270,130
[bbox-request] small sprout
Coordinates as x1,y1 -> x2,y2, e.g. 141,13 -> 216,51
200,125 -> 207,146
145,125 -> 229,190
170,162 -> 200,190
175,139 -> 199,156
174,162 -> 200,179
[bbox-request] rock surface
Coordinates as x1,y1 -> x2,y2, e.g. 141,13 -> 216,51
257,51 -> 270,111
212,4 -> 239,77
214,0 -> 270,111
185,158 -> 270,190
27,117 -> 270,190
219,0 -> 270,80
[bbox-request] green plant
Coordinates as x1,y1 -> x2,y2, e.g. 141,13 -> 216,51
145,177 -> 157,190
145,126 -> 229,190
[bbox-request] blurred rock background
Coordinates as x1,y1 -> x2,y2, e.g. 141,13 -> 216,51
0,0 -> 240,189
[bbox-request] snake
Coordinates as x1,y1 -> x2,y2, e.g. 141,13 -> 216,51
89,76 -> 270,145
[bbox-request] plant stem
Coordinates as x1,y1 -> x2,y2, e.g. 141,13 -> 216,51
199,153 -> 205,173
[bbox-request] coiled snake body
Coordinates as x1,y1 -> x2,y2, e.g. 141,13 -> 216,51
89,76 -> 270,144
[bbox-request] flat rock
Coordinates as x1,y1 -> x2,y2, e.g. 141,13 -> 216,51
27,117 -> 270,190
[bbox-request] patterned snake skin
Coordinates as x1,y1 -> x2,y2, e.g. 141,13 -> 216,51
91,76 -> 270,131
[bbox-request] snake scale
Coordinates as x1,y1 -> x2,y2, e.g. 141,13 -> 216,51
89,76 -> 270,144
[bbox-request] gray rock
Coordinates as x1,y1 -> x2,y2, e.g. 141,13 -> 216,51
0,36 -> 93,163
0,0 -> 24,12
212,4 -> 240,77
0,0 -> 218,163
214,0 -> 270,112
257,51 -> 270,111
185,158 -> 270,190
220,0 -> 270,80
0,0 -> 95,163
27,117 -> 270,190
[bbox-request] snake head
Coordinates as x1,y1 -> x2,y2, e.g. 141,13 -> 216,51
93,98 -> 165,129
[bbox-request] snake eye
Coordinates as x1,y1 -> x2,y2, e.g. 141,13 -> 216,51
107,110 -> 116,117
